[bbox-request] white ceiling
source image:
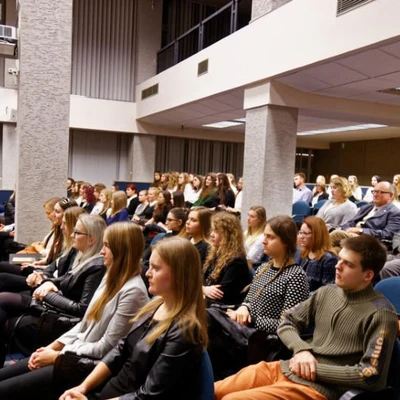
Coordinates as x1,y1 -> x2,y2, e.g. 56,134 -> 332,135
140,39 -> 400,145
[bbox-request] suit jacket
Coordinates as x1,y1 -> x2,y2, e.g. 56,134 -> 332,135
341,202 -> 400,241
100,312 -> 203,399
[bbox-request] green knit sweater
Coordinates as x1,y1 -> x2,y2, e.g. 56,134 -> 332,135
278,284 -> 398,400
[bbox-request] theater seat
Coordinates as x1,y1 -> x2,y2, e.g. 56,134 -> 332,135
196,350 -> 215,400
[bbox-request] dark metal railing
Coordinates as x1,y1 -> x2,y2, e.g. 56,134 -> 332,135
157,0 -> 244,73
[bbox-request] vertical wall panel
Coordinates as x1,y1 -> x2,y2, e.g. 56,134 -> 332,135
71,0 -> 136,101
69,129 -> 131,185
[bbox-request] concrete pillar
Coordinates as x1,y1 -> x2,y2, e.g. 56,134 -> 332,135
251,0 -> 292,20
131,135 -> 156,183
135,0 -> 163,85
241,104 -> 298,222
15,0 -> 72,243
2,123 -> 17,189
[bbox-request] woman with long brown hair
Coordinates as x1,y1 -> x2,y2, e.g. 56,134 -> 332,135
203,212 -> 250,306
193,172 -> 218,208
227,215 -> 309,333
60,237 -> 208,400
106,191 -> 129,226
297,216 -> 337,292
0,223 -> 149,398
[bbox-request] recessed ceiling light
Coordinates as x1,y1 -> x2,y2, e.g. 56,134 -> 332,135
203,121 -> 244,128
297,124 -> 387,136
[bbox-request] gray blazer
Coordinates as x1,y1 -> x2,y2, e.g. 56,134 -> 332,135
341,202 -> 400,241
58,274 -> 149,359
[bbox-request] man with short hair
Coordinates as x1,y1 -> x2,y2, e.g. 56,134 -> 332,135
293,173 -> 313,204
215,235 -> 398,400
340,181 -> 400,241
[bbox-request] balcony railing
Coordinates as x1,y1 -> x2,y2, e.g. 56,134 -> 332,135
157,0 -> 246,73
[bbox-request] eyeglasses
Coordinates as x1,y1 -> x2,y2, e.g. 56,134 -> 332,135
166,218 -> 179,222
371,190 -> 392,195
298,231 -> 312,236
72,229 -> 89,237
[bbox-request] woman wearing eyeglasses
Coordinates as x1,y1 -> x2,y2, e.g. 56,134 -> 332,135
0,223 -> 149,399
297,216 -> 337,292
0,215 -> 107,365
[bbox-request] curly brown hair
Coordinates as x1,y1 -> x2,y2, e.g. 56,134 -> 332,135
203,212 -> 246,281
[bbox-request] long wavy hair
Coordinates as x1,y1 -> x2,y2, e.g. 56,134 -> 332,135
87,222 -> 145,322
300,216 -> 335,260
133,237 -> 208,347
203,212 -> 246,281
177,172 -> 190,192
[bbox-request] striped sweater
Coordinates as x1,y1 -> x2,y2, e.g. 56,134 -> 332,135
278,284 -> 398,400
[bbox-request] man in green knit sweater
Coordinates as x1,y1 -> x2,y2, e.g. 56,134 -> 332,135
215,235 -> 398,400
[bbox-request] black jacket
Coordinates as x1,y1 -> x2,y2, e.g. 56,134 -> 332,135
43,247 -> 77,279
99,312 -> 203,399
43,255 -> 105,317
127,196 -> 140,218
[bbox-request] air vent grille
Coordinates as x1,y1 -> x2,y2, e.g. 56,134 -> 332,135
198,59 -> 209,76
337,0 -> 375,16
141,84 -> 159,100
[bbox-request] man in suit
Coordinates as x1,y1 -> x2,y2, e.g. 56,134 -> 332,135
340,181 -> 400,241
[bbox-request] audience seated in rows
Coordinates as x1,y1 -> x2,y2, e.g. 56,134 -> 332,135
0,215 -> 106,364
0,206 -> 84,294
0,222 -> 149,399
207,215 -> 309,380
339,181 -> 400,242
59,237 -> 208,400
215,235 -> 398,399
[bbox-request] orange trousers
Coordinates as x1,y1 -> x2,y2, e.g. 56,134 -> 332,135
214,361 -> 328,400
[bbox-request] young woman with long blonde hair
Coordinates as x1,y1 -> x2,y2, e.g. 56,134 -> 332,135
244,205 -> 267,268
0,223 -> 149,398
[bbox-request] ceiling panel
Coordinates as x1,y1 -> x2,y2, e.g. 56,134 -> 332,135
302,62 -> 368,86
338,49 -> 400,78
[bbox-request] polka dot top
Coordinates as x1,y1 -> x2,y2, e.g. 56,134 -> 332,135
242,263 -> 309,333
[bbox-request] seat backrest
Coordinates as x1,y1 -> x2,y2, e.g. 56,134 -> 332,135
374,277 -> 400,314
196,350 -> 215,400
292,201 -> 311,223
312,199 -> 328,215
356,201 -> 369,208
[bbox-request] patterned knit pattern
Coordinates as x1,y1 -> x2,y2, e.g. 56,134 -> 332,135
242,264 -> 309,333
278,284 -> 399,400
